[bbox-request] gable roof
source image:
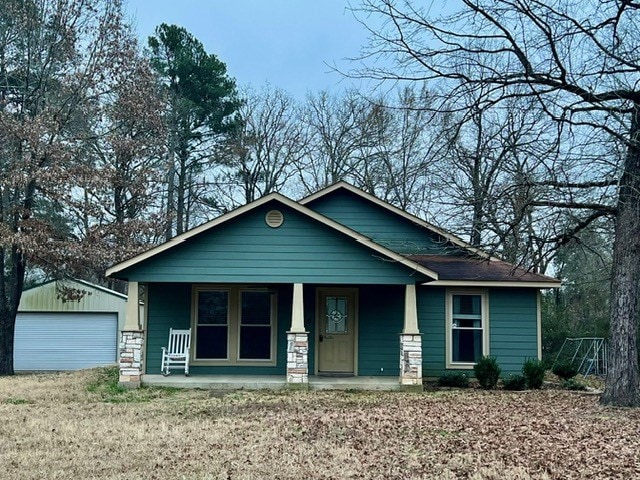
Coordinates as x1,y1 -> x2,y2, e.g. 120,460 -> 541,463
300,181 -> 495,260
106,192 -> 439,280
23,277 -> 127,299
301,182 -> 560,288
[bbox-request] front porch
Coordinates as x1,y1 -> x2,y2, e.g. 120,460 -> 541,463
143,374 -> 403,391
119,282 -> 424,390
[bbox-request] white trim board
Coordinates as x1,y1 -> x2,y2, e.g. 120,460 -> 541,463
422,280 -> 561,288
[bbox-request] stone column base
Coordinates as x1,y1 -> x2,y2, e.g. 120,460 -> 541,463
400,333 -> 423,388
287,332 -> 309,387
119,330 -> 144,388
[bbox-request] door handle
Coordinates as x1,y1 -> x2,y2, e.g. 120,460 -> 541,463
319,334 -> 324,342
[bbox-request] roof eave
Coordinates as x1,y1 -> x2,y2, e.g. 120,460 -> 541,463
422,280 -> 562,288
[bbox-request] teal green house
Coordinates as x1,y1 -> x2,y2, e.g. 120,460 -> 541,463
107,182 -> 560,388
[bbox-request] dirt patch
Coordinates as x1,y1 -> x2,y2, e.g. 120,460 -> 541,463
0,370 -> 638,479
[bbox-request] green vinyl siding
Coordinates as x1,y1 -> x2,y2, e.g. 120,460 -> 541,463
145,282 -> 289,375
145,283 -> 191,375
418,286 -> 447,377
418,286 -> 539,377
306,189 -> 460,255
121,201 -> 423,285
489,288 -> 538,374
357,285 -> 404,376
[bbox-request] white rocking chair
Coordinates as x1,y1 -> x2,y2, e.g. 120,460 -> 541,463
161,328 -> 191,376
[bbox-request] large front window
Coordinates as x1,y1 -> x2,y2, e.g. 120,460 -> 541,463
196,290 -> 229,359
447,290 -> 488,367
194,287 -> 276,364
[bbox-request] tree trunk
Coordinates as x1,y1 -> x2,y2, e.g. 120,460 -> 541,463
176,152 -> 186,236
0,247 -> 26,376
601,106 -> 640,407
164,159 -> 175,241
0,308 -> 16,375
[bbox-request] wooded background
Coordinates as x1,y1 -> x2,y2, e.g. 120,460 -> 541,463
0,0 -> 636,405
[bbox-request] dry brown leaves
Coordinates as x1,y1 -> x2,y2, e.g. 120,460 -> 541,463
0,372 -> 638,480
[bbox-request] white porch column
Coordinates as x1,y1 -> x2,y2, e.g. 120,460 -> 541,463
124,281 -> 140,330
400,284 -> 423,388
290,283 -> 305,333
287,283 -> 309,387
403,284 -> 419,334
119,281 -> 144,388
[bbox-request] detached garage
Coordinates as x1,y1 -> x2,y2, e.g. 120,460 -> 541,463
16,279 -> 127,371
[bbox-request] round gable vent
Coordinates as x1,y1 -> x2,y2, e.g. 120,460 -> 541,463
265,209 -> 284,228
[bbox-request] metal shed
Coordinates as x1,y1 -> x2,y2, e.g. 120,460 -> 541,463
15,279 -> 127,371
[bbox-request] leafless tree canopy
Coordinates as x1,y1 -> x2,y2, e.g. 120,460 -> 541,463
352,0 -> 640,406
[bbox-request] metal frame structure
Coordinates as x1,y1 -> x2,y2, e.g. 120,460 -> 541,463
554,337 -> 608,376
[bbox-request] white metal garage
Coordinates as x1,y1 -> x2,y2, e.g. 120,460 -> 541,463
15,279 -> 127,371
14,312 -> 118,371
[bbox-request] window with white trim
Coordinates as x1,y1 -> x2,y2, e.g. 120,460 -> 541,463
447,290 -> 488,366
194,287 -> 276,364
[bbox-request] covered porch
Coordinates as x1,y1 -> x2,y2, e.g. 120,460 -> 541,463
119,282 -> 424,390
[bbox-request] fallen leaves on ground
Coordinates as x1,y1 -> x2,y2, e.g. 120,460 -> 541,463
0,372 -> 638,479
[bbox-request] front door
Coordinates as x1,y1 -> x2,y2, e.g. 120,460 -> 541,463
317,288 -> 357,374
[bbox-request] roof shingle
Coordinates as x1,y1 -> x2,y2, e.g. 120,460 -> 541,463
407,255 -> 559,283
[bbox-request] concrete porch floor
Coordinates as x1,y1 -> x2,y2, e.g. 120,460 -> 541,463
143,374 -> 402,391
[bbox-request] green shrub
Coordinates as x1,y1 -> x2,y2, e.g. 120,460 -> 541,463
552,361 -> 579,380
563,378 -> 587,391
522,358 -> 546,389
437,372 -> 469,388
502,374 -> 527,391
473,356 -> 501,389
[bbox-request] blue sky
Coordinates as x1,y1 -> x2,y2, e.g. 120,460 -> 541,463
125,0 -> 370,98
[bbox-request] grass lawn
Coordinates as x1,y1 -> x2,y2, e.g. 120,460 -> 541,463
0,368 -> 638,479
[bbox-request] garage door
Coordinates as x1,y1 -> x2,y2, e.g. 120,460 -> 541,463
14,312 -> 117,371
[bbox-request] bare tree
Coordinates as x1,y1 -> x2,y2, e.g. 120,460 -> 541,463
432,90 -> 560,270
354,86 -> 443,212
218,85 -> 306,206
354,0 -> 639,406
298,89 -> 369,193
300,86 -> 441,215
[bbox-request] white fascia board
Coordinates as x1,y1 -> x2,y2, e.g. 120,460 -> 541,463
300,182 -> 496,260
73,278 -> 128,299
107,192 -> 439,280
422,280 -> 562,288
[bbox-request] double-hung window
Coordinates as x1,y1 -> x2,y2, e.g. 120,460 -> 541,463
446,290 -> 488,368
194,286 -> 276,364
239,291 -> 273,359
